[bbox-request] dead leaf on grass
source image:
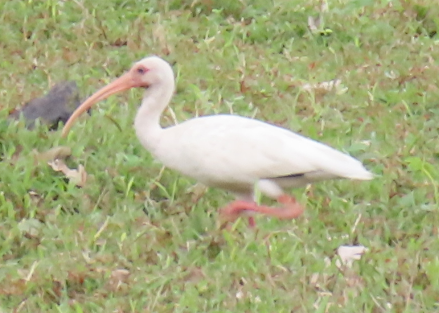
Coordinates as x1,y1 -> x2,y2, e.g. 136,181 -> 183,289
336,245 -> 368,269
107,268 -> 130,292
302,79 -> 348,95
33,146 -> 72,163
183,267 -> 205,283
48,159 -> 87,187
111,269 -> 130,283
310,245 -> 368,289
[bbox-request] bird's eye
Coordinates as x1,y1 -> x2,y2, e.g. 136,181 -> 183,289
137,67 -> 147,75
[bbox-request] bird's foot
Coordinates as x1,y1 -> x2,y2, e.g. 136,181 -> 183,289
274,195 -> 304,219
219,200 -> 258,229
219,195 -> 304,229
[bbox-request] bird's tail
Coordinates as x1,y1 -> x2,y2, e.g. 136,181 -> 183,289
345,168 -> 374,180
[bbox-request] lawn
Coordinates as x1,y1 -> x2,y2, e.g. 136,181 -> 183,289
1,0 -> 439,312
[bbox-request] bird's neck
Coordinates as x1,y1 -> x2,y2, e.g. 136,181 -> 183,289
134,80 -> 174,152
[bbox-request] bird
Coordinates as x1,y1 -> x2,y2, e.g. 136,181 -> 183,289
61,56 -> 373,228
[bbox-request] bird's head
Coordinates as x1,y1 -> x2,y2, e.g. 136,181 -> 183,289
61,55 -> 174,137
129,56 -> 175,89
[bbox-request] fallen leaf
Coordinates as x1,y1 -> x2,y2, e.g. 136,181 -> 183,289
336,245 -> 368,268
67,271 -> 86,286
48,159 -> 87,187
107,269 -> 130,292
240,79 -> 249,94
34,146 -> 72,163
302,79 -> 348,95
183,267 -> 205,283
310,245 -> 368,289
111,269 -> 130,283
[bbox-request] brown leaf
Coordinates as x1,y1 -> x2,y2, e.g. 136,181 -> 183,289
111,269 -> 130,283
34,146 -> 72,163
48,159 -> 87,187
183,267 -> 205,283
111,38 -> 127,47
68,271 -> 86,286
240,79 -> 249,94
107,269 -> 130,292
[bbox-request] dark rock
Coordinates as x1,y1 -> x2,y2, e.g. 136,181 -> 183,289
10,81 -> 81,130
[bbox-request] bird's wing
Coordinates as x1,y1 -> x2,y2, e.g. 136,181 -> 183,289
161,115 -> 372,184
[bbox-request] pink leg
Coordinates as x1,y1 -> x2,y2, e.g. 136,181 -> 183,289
219,195 -> 304,228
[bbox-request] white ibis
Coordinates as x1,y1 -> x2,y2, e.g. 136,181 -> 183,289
62,56 -> 373,227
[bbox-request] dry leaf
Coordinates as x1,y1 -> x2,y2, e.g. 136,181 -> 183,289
336,245 -> 368,268
310,245 -> 368,288
183,267 -> 205,283
302,79 -> 348,95
111,269 -> 130,283
48,159 -> 87,187
34,146 -> 72,163
107,269 -> 130,292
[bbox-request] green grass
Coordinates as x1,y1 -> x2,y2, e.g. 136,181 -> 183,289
1,0 -> 439,311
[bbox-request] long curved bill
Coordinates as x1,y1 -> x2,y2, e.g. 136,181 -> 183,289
61,72 -> 135,138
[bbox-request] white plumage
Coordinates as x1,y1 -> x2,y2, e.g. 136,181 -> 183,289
62,56 -> 373,227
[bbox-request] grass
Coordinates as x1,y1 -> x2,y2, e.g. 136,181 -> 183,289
1,0 -> 439,311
